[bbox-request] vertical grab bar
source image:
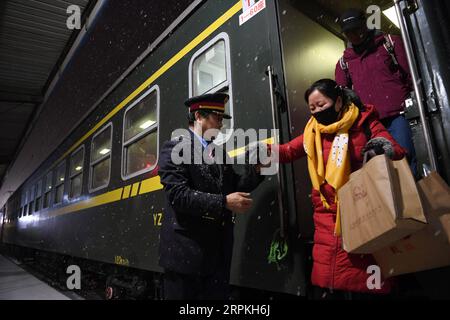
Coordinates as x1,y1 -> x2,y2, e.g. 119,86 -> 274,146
267,65 -> 287,238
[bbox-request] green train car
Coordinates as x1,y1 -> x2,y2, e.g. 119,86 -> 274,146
1,0 -> 449,299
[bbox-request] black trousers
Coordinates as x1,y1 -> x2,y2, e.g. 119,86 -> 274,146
163,269 -> 230,300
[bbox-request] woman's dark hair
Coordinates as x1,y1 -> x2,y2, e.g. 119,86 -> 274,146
304,78 -> 365,111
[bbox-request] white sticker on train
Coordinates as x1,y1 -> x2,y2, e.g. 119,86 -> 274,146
239,0 -> 266,26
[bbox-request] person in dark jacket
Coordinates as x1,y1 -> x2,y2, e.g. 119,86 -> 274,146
335,8 -> 417,176
158,92 -> 264,300
270,79 -> 406,298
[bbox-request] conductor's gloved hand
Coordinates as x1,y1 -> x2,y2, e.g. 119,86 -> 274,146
362,137 -> 394,159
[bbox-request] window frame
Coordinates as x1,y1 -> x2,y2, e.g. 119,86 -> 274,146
89,122 -> 113,193
121,85 -> 160,181
54,160 -> 66,205
28,184 -> 35,215
34,179 -> 43,212
43,171 -> 53,209
20,191 -> 26,218
68,145 -> 85,200
188,32 -> 234,129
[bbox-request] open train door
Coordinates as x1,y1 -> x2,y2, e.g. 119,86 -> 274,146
392,0 -> 450,299
271,0 -> 450,299
275,0 -> 345,244
250,0 -> 346,296
394,0 -> 450,182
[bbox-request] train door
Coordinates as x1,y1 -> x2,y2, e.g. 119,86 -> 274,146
393,0 -> 450,299
275,0 -> 345,240
273,0 -> 450,299
200,0 -> 344,297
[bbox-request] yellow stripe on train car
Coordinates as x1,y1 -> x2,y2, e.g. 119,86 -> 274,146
227,137 -> 275,158
48,188 -> 124,218
139,176 -> 163,195
122,185 -> 131,199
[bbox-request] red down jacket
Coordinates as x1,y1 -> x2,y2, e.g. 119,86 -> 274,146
276,104 -> 406,293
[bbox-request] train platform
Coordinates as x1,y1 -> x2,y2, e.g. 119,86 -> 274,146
0,254 -> 80,300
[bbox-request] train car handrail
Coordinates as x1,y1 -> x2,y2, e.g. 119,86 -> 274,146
267,65 -> 288,239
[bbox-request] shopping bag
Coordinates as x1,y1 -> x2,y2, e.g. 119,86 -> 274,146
374,171 -> 450,277
338,155 -> 427,253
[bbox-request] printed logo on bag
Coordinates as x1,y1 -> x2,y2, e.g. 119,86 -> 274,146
349,208 -> 379,230
389,246 -> 402,254
389,237 -> 417,254
351,184 -> 367,201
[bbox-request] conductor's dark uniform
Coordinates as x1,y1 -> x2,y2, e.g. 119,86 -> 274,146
158,93 -> 263,300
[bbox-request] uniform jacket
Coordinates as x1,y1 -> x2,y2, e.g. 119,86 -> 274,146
158,130 -> 263,276
276,105 -> 406,293
335,32 -> 412,120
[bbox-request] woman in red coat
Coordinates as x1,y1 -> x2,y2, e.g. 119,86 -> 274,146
271,79 -> 406,298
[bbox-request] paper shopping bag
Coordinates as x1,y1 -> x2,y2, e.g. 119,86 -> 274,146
338,155 -> 427,253
374,171 -> 450,277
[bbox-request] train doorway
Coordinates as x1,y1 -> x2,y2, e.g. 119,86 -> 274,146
276,0 -> 345,239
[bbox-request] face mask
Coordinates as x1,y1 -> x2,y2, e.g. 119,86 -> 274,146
312,105 -> 339,125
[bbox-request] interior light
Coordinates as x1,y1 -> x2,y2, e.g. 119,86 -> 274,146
99,148 -> 110,155
139,120 -> 156,130
75,166 -> 82,171
383,6 -> 400,29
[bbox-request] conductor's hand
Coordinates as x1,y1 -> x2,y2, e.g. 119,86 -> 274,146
225,192 -> 253,214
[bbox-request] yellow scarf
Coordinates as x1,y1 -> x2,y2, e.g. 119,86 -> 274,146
303,103 -> 359,236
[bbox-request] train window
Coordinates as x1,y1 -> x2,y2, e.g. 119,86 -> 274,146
28,185 -> 35,215
90,123 -> 112,192
21,191 -> 26,217
192,40 -> 227,95
34,180 -> 42,212
54,162 -> 66,204
16,197 -> 20,220
69,146 -> 84,199
189,33 -> 234,144
25,190 -> 29,216
122,85 -> 159,180
43,172 -> 52,209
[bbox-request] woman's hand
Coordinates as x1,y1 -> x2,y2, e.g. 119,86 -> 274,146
362,137 -> 394,159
